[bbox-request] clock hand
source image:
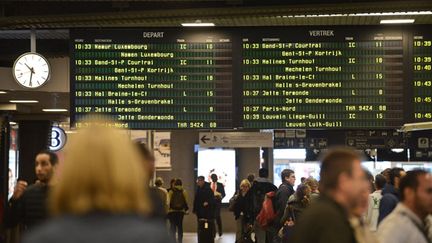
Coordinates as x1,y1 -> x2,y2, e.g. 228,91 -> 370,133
24,63 -> 33,71
29,70 -> 33,87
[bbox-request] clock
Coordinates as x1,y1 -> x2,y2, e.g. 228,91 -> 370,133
12,52 -> 51,88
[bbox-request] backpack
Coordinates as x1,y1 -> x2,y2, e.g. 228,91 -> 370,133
256,191 -> 276,228
228,193 -> 238,212
170,189 -> 186,210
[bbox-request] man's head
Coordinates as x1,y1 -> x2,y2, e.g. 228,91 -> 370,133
211,174 -> 218,183
389,167 -> 405,189
35,150 -> 58,183
196,176 -> 205,188
281,169 -> 295,186
375,174 -> 387,191
247,173 -> 255,183
319,148 -> 366,210
258,168 -> 269,178
155,177 -> 164,187
400,170 -> 432,219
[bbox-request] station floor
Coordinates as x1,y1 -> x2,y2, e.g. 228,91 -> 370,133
183,232 -> 236,243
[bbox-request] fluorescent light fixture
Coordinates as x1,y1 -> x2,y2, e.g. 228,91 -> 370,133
9,122 -> 17,125
380,19 -> 415,24
42,109 -> 68,112
9,100 -> 39,103
275,11 -> 432,19
181,20 -> 215,27
65,130 -> 77,134
0,91 -> 7,94
391,148 -> 405,153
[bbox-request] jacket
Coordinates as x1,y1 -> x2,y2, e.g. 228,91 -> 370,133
250,177 -> 277,218
233,190 -> 254,225
274,182 -> 295,228
167,185 -> 189,213
377,203 -> 430,243
5,184 -> 49,230
378,184 -> 400,223
210,182 -> 226,202
193,183 -> 215,220
291,195 -> 356,243
22,213 -> 173,243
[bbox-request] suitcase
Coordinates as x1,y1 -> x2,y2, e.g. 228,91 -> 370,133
198,219 -> 215,243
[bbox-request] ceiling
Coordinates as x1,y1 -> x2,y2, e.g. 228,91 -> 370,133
0,0 -> 431,122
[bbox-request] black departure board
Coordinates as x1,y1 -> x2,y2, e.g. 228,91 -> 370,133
71,29 -> 233,129
241,28 -> 405,129
413,33 -> 432,122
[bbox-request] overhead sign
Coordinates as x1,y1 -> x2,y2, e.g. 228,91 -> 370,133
199,132 -> 273,148
49,127 -> 67,151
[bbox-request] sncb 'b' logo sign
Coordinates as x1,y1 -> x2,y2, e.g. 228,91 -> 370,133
49,127 -> 66,151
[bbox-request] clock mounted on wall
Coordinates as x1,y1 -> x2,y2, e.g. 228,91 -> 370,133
12,52 -> 51,89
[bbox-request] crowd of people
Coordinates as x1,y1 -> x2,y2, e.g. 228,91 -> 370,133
229,148 -> 432,243
3,122 -> 432,243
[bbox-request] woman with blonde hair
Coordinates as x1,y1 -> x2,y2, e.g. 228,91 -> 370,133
23,124 -> 172,243
232,179 -> 254,243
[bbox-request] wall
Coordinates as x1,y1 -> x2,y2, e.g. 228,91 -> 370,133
157,130 -> 261,232
0,57 -> 69,92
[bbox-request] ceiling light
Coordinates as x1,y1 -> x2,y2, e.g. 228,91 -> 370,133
391,148 -> 405,153
380,19 -> 415,24
181,20 -> 215,27
9,122 -> 17,125
42,109 -> 68,112
9,100 -> 39,103
0,91 -> 7,94
65,130 -> 77,134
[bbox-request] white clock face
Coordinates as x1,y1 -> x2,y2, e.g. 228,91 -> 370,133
13,52 -> 51,88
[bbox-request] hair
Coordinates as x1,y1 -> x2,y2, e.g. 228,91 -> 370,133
247,173 -> 255,183
155,177 -> 164,187
240,179 -> 251,189
211,174 -> 218,182
258,168 -> 269,178
305,177 -> 319,191
174,178 -> 182,186
197,176 -> 205,181
281,169 -> 295,182
319,148 -> 361,193
300,177 -> 306,183
375,174 -> 387,190
381,168 -> 392,183
135,142 -> 155,162
296,184 -> 311,206
38,150 -> 59,166
400,169 -> 428,201
50,124 -> 150,216
170,178 -> 177,187
389,167 -> 405,186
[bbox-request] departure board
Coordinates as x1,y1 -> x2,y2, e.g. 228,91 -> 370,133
241,28 -> 405,129
71,29 -> 233,129
413,33 -> 432,122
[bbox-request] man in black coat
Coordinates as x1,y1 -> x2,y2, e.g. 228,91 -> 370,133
193,176 -> 216,243
291,148 -> 369,243
274,169 -> 296,232
210,173 -> 226,237
5,151 -> 58,230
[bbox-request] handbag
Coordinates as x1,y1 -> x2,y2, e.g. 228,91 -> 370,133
278,205 -> 296,242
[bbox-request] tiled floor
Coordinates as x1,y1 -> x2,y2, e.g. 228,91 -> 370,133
183,232 -> 236,243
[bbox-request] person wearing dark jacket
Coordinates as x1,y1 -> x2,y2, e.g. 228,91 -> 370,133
378,167 -> 405,223
22,124 -> 172,243
210,173 -> 226,237
5,150 -> 58,230
233,179 -> 254,242
193,176 -> 216,243
250,168 -> 277,243
274,169 -> 295,235
291,148 -> 368,243
167,179 -> 189,243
